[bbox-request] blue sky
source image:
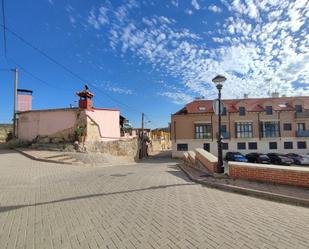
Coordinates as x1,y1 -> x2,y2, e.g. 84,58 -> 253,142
0,0 -> 308,128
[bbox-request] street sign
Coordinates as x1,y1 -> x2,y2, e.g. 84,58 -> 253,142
213,99 -> 224,115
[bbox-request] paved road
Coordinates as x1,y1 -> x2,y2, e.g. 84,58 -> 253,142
0,150 -> 309,249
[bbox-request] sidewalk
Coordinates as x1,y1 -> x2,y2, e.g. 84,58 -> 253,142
179,163 -> 309,207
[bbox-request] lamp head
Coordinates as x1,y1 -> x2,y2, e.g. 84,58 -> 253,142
212,75 -> 227,84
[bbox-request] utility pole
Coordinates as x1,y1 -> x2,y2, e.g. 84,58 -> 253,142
12,68 -> 18,138
140,112 -> 145,158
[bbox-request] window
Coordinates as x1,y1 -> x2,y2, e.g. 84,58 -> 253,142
265,106 -> 273,115
235,122 -> 253,138
269,142 -> 277,149
222,143 -> 229,150
248,142 -> 257,150
295,105 -> 302,113
239,107 -> 246,116
297,141 -> 307,149
221,124 -> 227,133
284,142 -> 293,149
198,106 -> 206,111
222,107 -> 227,116
297,123 -> 306,131
195,124 -> 212,139
237,142 -> 246,150
261,121 -> 279,137
283,123 -> 292,131
177,144 -> 188,151
203,143 -> 210,152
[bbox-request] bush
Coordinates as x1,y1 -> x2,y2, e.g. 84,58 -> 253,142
5,139 -> 31,149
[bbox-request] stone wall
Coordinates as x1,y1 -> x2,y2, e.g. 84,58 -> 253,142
0,124 -> 12,143
229,162 -> 309,188
85,138 -> 139,161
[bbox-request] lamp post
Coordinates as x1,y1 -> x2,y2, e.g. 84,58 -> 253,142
212,75 -> 226,173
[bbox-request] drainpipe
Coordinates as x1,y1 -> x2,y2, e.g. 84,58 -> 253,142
258,112 -> 261,140
211,113 -> 213,142
278,111 -> 281,138
173,121 -> 176,143
228,111 -> 231,141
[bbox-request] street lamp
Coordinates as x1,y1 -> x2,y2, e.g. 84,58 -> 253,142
212,75 -> 227,173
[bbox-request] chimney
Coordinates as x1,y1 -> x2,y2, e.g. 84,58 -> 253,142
271,92 -> 279,98
17,89 -> 33,112
243,93 -> 249,99
76,86 -> 95,110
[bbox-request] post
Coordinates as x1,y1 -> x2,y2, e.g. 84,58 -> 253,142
12,68 -> 18,138
140,112 -> 145,158
217,84 -> 223,173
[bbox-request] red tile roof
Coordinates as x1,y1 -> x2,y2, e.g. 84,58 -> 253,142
174,96 -> 309,114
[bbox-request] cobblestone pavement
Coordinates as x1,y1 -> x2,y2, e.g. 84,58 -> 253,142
0,150 -> 309,249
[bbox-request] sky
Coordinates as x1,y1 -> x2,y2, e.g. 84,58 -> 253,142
0,0 -> 308,128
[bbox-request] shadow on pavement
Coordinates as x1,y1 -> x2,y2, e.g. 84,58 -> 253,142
0,149 -> 16,154
0,182 -> 195,213
167,169 -> 193,182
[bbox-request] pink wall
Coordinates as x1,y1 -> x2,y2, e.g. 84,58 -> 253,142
86,109 -> 120,141
17,109 -> 77,141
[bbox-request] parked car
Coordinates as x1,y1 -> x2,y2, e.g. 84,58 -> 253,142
246,153 -> 270,164
267,153 -> 294,165
285,153 -> 309,165
225,152 -> 248,162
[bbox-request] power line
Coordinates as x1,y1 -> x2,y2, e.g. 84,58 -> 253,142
8,57 -> 73,91
1,0 -> 7,57
0,23 -> 142,115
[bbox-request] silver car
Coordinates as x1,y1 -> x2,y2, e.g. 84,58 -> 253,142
286,153 -> 309,165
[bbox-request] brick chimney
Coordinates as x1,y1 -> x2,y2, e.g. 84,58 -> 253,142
76,86 -> 94,111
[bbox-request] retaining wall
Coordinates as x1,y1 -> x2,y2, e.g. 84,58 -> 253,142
229,162 -> 309,188
195,148 -> 218,173
85,138 -> 139,161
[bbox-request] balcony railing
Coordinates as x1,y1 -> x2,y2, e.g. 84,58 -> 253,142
296,130 -> 309,137
295,111 -> 309,118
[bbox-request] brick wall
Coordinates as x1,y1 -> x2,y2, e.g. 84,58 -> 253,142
195,148 -> 218,173
229,162 -> 309,188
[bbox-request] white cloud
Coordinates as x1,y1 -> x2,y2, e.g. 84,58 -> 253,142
192,0 -> 200,10
108,87 -> 134,95
171,0 -> 178,7
84,0 -> 309,103
212,37 -> 224,43
208,4 -> 222,13
159,92 -> 193,104
185,9 -> 194,15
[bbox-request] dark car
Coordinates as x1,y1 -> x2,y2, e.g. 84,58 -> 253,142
225,152 -> 248,162
246,153 -> 270,164
286,153 -> 309,165
267,153 -> 294,165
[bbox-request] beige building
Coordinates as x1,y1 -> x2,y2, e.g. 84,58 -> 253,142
171,96 -> 309,158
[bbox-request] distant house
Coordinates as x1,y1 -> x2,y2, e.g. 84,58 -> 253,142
171,95 -> 309,158
17,88 -> 124,144
150,127 -> 171,151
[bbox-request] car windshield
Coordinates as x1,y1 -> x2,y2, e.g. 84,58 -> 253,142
235,155 -> 244,158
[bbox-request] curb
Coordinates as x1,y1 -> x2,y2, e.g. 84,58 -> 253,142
178,164 -> 309,208
15,149 -> 73,165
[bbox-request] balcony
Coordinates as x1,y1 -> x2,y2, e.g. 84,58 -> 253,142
296,130 -> 309,137
295,111 -> 309,119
